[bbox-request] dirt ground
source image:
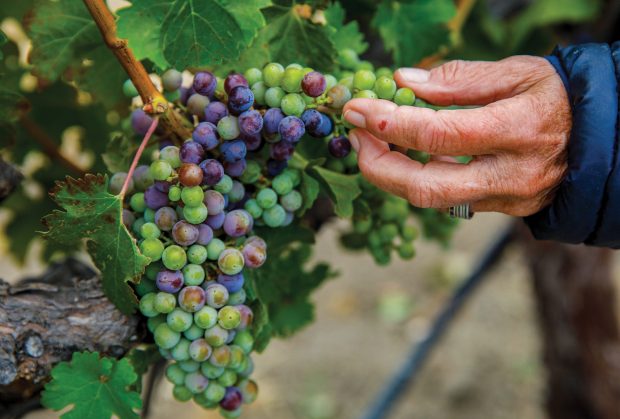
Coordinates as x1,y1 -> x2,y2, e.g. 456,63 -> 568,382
10,212 -> 620,419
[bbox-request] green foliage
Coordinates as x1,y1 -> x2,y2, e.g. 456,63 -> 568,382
324,2 -> 368,54
372,0 -> 457,66
307,165 -> 361,218
41,351 -> 142,419
42,174 -> 149,314
124,345 -> 162,393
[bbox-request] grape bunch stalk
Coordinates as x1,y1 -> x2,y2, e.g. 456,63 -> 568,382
114,59 -> 417,417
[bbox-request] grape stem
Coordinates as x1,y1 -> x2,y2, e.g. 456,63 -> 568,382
119,116 -> 159,198
82,0 -> 191,144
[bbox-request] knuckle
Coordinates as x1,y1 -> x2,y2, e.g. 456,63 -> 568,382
407,178 -> 436,208
434,60 -> 465,85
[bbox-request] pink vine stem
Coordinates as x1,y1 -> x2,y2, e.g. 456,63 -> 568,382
119,116 -> 160,198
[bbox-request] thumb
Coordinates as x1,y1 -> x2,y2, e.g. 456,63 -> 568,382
394,55 -> 550,106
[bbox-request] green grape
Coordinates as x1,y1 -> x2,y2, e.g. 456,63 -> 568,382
263,204 -> 286,227
210,345 -> 231,368
187,244 -> 208,264
282,168 -> 301,186
263,62 -> 285,87
217,116 -> 240,140
281,93 -> 306,116
164,90 -> 180,102
207,238 -> 226,260
183,324 -> 204,340
140,222 -> 160,239
368,230 -> 382,248
220,408 -> 242,419
324,74 -> 338,91
150,160 -> 172,181
160,146 -> 181,168
166,363 -> 186,385
217,369 -> 237,387
338,48 -> 360,69
179,360 -> 201,372
145,263 -> 161,279
372,246 -> 391,266
379,223 -> 399,243
394,87 -> 415,106
228,345 -> 245,370
339,76 -> 354,91
123,79 -> 139,97
194,306 -> 218,329
376,67 -> 393,78
327,85 -> 352,108
353,70 -> 376,91
171,338 -> 191,361
132,218 -> 146,236
144,208 -> 156,222
204,325 -> 229,347
401,225 -> 418,241
256,188 -> 278,209
374,76 -> 397,99
201,362 -> 225,379
239,160 -> 261,184
301,93 -> 314,105
215,77 -> 225,96
173,385 -> 193,402
353,218 -> 372,234
244,199 -> 263,219
214,175 -> 233,194
286,63 -> 303,70
356,60 -> 374,72
280,190 -> 302,212
281,67 -> 304,92
233,330 -> 254,354
251,82 -> 267,105
272,173 -> 294,195
136,278 -> 157,297
354,90 -> 378,99
181,186 -> 204,207
218,248 -> 244,275
162,245 -> 187,270
140,238 -> 164,261
218,306 -> 241,329
130,193 -> 146,212
244,67 -> 263,85
183,203 -> 208,224
154,323 -> 181,349
194,393 -> 218,409
205,382 -> 226,403
167,308 -> 194,332
154,291 -> 176,314
398,242 -> 415,259
139,292 -> 158,317
265,87 -> 285,108
183,263 -> 205,285
228,289 -> 246,305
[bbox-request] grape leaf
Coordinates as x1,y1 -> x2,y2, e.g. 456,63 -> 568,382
299,170 -> 320,215
124,345 -> 162,393
262,1 -> 337,70
102,134 -> 137,173
372,0 -> 456,66
161,0 -> 247,69
42,174 -> 149,314
324,1 -> 368,54
116,0 -> 172,70
219,0 -> 272,44
41,351 -> 141,419
307,166 -> 361,218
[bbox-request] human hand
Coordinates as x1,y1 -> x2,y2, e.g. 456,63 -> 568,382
343,56 -> 572,216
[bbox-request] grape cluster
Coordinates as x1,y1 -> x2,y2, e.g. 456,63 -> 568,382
119,59 -> 419,417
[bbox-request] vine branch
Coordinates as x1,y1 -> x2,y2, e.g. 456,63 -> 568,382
82,0 -> 191,144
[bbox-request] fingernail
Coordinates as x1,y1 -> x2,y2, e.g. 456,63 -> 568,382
349,132 -> 360,152
344,110 -> 366,128
398,68 -> 430,83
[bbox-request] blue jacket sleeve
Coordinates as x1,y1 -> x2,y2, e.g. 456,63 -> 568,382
524,42 -> 620,248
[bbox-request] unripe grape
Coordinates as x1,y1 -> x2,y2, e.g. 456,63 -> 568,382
167,308 -> 194,332
154,291 -> 176,313
233,330 -> 254,354
154,323 -> 181,349
210,345 -> 232,368
206,238 -> 226,260
154,206 -> 177,231
398,242 -> 415,259
374,75 -> 397,99
218,248 -> 245,275
162,245 -> 187,270
218,306 -> 241,330
338,48 -> 360,69
194,305 -> 218,329
264,86 -> 285,108
184,324 -> 204,340
178,360 -> 201,373
205,283 -> 230,308
217,369 -> 238,387
263,204 -> 286,227
166,363 -> 186,385
353,70 -> 376,91
251,81 -> 267,105
327,84 -> 352,108
217,116 -> 241,140
394,87 -> 415,106
205,382 -> 227,403
244,67 -> 263,86
204,325 -> 229,347
189,338 -> 212,362
183,203 -> 208,224
123,79 -> 139,97
173,385 -> 193,402
201,362 -> 225,379
171,338 -> 191,361
238,379 -> 258,404
354,89 -> 378,99
281,67 -> 304,92
263,62 -> 285,87
187,94 -> 210,117
150,160 -> 172,181
178,286 -> 206,312
140,238 -> 165,261
139,292 -> 158,317
235,305 -> 254,330
109,172 -> 132,195
140,222 -> 160,239
228,289 -> 246,305
159,146 -> 182,168
137,279 -> 157,297
185,371 -> 209,394
182,263 -> 205,286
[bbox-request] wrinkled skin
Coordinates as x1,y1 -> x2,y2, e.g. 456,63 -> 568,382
343,56 -> 572,217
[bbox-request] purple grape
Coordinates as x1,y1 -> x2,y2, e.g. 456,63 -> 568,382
301,109 -> 322,133
224,159 -> 247,177
122,209 -> 134,230
217,273 -> 244,293
266,159 -> 288,176
220,387 -> 243,411
242,241 -> 266,268
193,71 -> 217,96
224,73 -> 249,94
223,209 -> 253,237
220,140 -> 247,163
159,139 -> 174,150
144,185 -> 169,209
192,122 -> 220,150
301,71 -> 327,97
278,116 -> 305,143
239,132 -> 262,151
203,190 -> 225,215
313,113 -> 334,137
155,206 -> 178,231
156,270 -> 184,293
227,86 -> 254,115
199,159 -> 224,185
204,101 -> 228,125
172,220 -> 199,246
238,110 -> 263,135
180,141 -> 205,164
269,140 -> 295,161
178,286 -> 206,312
180,86 -> 194,105
131,109 -> 154,136
328,136 -> 352,158
262,108 -> 284,135
132,165 -> 153,190
245,236 -> 266,249
154,180 -> 171,193
206,212 -> 226,229
234,305 -> 254,329
197,224 -> 214,245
